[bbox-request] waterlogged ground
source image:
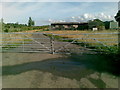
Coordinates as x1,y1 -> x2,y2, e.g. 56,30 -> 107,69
2,53 -> 119,88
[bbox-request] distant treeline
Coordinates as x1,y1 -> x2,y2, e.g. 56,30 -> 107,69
1,23 -> 49,32
0,17 -> 49,32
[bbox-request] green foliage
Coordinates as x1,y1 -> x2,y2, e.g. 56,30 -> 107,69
4,28 -> 8,32
32,21 -> 35,26
115,10 -> 120,26
2,22 -> 49,32
104,21 -> 110,29
78,24 -> 88,30
3,23 -> 27,32
28,17 -> 35,26
0,17 -> 49,32
46,34 -> 118,54
88,19 -> 105,30
43,29 -> 50,31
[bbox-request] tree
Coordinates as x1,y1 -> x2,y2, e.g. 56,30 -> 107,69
115,10 -> 120,54
115,10 -> 120,27
104,21 -> 110,29
88,19 -> 105,30
32,20 -> 35,26
28,17 -> 32,26
28,17 -> 35,26
93,19 -> 104,26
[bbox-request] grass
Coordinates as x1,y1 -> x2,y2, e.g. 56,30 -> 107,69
2,29 -> 48,52
43,30 -> 118,54
88,78 -> 106,88
2,31 -> 35,51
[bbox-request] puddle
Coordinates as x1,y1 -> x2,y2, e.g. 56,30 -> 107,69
2,53 -> 119,81
2,57 -> 94,80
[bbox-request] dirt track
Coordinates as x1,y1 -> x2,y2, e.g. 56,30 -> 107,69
2,33 -> 119,88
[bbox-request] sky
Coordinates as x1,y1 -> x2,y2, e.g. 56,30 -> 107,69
1,1 -> 119,26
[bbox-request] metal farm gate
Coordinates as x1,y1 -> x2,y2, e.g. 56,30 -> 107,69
1,32 -> 119,54
50,32 -> 119,54
2,32 -> 52,53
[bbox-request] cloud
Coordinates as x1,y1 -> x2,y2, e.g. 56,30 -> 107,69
72,13 -> 114,22
48,13 -> 115,23
2,2 -> 92,23
1,2 -> 117,25
48,19 -> 66,23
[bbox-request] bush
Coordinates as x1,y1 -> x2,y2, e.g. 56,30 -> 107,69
4,28 -> 8,32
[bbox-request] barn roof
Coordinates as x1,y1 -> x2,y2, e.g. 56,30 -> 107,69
51,22 -> 88,25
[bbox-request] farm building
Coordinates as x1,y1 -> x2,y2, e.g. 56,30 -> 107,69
104,21 -> 119,30
50,22 -> 89,30
110,22 -> 119,29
